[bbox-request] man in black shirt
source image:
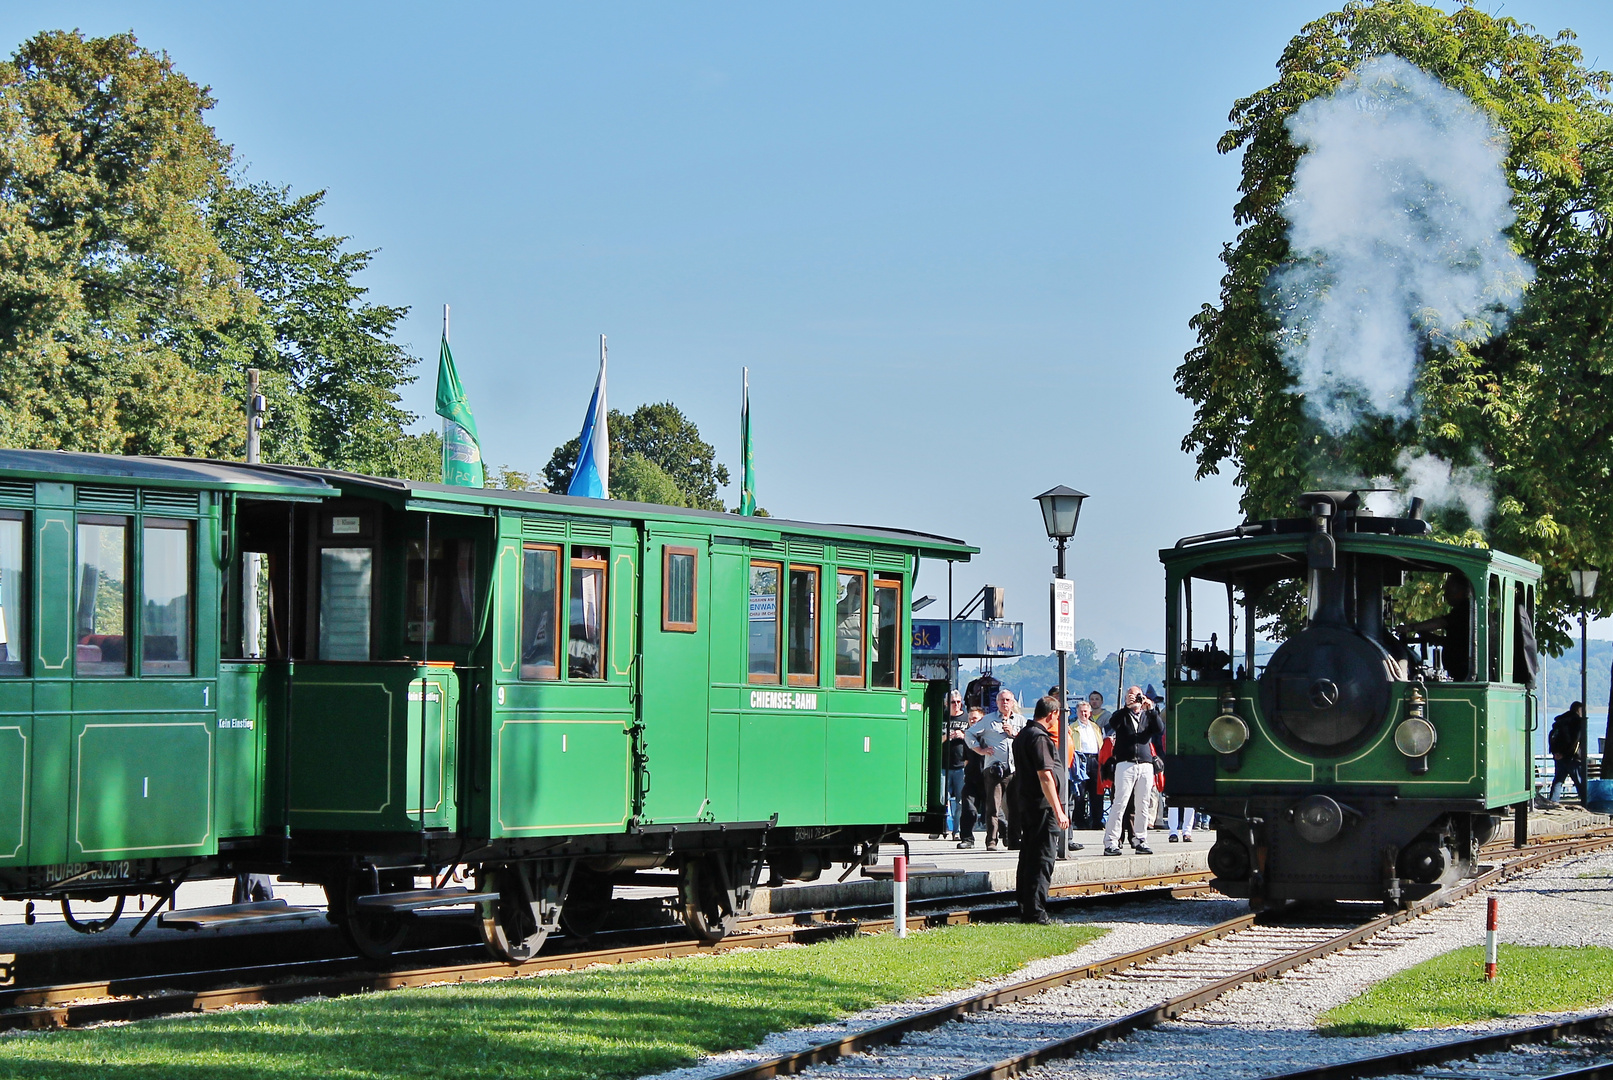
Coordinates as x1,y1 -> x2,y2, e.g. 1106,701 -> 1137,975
1012,695 -> 1071,924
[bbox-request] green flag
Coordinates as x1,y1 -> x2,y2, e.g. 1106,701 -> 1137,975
740,368 -> 756,515
435,334 -> 484,487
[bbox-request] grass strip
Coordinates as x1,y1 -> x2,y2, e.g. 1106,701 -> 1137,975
0,922 -> 1101,1079
1321,944 -> 1613,1036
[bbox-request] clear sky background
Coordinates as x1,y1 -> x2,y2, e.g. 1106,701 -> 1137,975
5,2 -> 1613,653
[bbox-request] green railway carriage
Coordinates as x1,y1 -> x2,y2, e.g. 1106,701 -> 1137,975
0,450 -> 973,956
1162,492 -> 1540,908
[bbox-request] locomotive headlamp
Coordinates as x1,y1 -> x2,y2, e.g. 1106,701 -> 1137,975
1394,717 -> 1438,758
1207,714 -> 1250,754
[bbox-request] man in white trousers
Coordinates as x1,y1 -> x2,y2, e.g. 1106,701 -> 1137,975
1104,685 -> 1165,856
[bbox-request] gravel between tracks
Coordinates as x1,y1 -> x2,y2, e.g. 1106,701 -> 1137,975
647,851 -> 1613,1080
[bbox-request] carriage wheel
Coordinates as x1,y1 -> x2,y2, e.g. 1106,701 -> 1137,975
476,867 -> 551,963
679,858 -> 736,943
559,867 -> 614,940
325,871 -> 412,961
61,895 -> 125,934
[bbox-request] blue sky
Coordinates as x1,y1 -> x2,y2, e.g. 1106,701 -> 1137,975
5,2 -> 1613,652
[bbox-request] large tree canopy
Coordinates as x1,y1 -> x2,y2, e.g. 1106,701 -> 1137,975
1176,0 -> 1613,651
0,29 -> 428,474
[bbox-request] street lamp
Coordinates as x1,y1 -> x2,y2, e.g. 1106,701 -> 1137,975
1035,486 -> 1088,859
1571,569 -> 1598,776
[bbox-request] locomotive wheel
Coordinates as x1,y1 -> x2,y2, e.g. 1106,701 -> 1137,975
476,867 -> 551,963
679,858 -> 736,943
559,867 -> 613,940
61,895 -> 125,934
325,871 -> 412,961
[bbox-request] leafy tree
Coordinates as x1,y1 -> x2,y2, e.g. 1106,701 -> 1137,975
0,29 -> 247,455
544,402 -> 730,509
0,29 -> 428,476
1176,1 -> 1613,652
198,181 -> 423,475
613,453 -> 686,507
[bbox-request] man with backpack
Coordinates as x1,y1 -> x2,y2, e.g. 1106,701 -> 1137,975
1548,702 -> 1587,806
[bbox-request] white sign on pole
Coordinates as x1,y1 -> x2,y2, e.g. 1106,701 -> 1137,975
1051,579 -> 1075,653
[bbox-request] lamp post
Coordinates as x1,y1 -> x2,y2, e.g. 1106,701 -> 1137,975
1035,485 -> 1087,859
1570,569 -> 1598,775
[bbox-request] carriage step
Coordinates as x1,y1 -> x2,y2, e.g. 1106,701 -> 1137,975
158,900 -> 325,931
352,888 -> 499,913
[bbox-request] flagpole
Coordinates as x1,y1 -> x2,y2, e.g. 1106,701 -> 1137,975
444,304 -> 449,344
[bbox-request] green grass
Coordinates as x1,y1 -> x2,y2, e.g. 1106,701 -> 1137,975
1321,944 -> 1613,1036
0,922 -> 1101,1079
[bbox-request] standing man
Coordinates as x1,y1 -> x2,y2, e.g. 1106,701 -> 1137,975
1071,700 -> 1103,830
941,691 -> 971,840
1013,695 -> 1071,923
966,689 -> 1020,851
1088,690 -> 1112,735
1548,701 -> 1588,806
1103,685 -> 1165,856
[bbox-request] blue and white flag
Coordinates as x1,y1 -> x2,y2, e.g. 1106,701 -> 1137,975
568,336 -> 609,499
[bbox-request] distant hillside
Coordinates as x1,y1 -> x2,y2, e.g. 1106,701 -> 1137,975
989,641 -> 1167,710
991,638 -> 1613,740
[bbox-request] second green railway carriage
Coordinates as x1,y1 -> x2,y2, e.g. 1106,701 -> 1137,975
0,450 -> 973,957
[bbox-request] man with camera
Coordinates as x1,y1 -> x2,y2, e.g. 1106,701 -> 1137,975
1103,685 -> 1164,856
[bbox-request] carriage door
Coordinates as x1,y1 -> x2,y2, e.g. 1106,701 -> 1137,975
635,529 -> 711,824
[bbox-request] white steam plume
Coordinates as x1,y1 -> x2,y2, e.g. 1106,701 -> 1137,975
1390,449 -> 1493,524
1269,55 -> 1532,436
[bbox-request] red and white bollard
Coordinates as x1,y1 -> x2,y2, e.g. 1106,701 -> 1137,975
893,855 -> 908,939
1484,896 -> 1499,980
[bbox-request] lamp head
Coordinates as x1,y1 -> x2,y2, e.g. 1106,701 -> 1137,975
1570,569 -> 1599,600
1034,485 -> 1088,540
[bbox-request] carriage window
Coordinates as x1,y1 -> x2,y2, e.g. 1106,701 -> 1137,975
568,547 -> 607,680
748,560 -> 781,683
521,544 -> 560,679
0,515 -> 24,676
142,520 -> 192,675
871,577 -> 901,687
787,566 -> 818,685
76,518 -> 129,676
835,569 -> 865,688
407,538 -> 477,646
318,548 -> 373,660
663,546 -> 697,632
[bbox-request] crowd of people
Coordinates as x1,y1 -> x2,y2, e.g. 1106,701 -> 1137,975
938,682 -> 1206,922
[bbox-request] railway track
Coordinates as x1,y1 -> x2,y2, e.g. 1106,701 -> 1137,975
692,832 -> 1613,1080
0,867 -> 1211,1031
0,824 -> 1603,1039
1255,1011 -> 1613,1080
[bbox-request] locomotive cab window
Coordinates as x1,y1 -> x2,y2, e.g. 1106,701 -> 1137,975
1487,574 -> 1504,683
568,546 -> 607,680
1513,583 -> 1538,686
1389,569 -> 1475,682
787,565 -> 818,686
871,577 -> 901,687
407,537 -> 476,646
0,512 -> 25,676
663,546 -> 698,632
835,569 -> 865,688
76,516 -> 129,676
142,519 -> 193,675
521,543 -> 561,680
748,560 -> 781,683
